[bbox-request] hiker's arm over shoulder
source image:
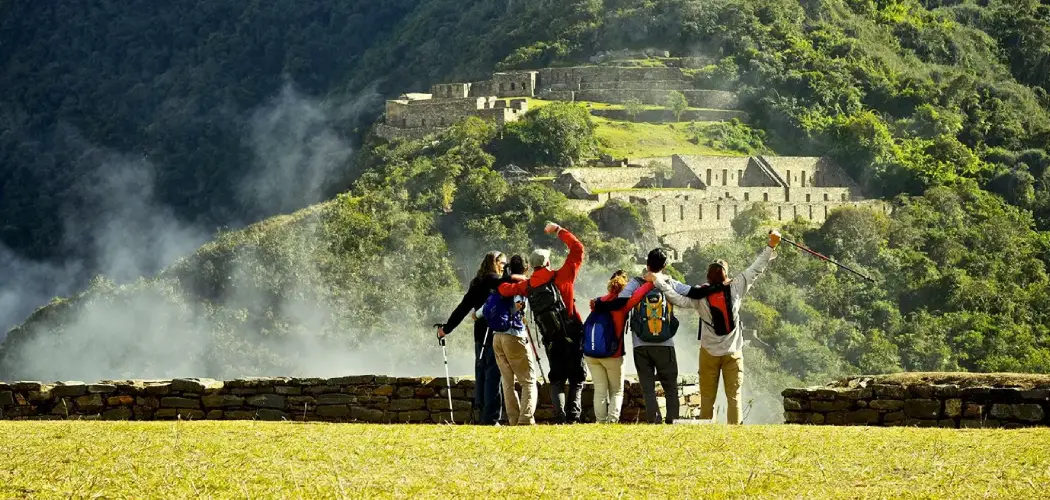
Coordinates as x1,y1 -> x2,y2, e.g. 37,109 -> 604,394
652,274 -> 697,309
498,280 -> 528,298
623,281 -> 655,310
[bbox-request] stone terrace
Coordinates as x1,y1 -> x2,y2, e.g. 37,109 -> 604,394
0,376 -> 701,424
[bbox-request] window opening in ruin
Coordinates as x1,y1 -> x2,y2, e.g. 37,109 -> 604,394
680,205 -> 684,220
744,193 -> 750,202
806,194 -> 811,202
722,169 -> 728,186
716,205 -> 721,220
841,193 -> 847,201
421,118 -> 426,127
793,206 -> 798,218
706,169 -> 712,186
777,206 -> 782,220
510,82 -> 516,91
662,205 -> 667,222
763,192 -> 769,202
738,169 -> 743,182
787,170 -> 791,186
725,192 -> 730,199
802,171 -> 807,187
499,83 -> 505,91
808,205 -> 813,219
785,190 -> 790,202
824,193 -> 829,201
824,206 -> 828,218
733,205 -> 738,217
699,205 -> 703,220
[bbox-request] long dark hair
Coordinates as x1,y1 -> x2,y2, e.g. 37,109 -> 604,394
474,251 -> 504,282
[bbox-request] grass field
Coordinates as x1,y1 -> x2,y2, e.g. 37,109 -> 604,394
2,422 -> 1048,499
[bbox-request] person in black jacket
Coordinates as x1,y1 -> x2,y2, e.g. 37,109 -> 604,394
437,251 -> 517,425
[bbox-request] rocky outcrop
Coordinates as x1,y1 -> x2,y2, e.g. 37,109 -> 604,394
0,376 -> 701,424
783,374 -> 1050,428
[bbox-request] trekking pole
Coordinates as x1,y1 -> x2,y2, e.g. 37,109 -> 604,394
434,324 -> 456,424
778,234 -> 876,283
524,322 -> 549,386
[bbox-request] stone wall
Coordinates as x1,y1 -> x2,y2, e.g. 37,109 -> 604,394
782,374 -> 1050,428
0,376 -> 702,424
574,89 -> 739,109
589,108 -> 749,123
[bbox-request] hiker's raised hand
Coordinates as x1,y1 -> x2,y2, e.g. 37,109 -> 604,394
544,222 -> 561,234
436,326 -> 447,339
768,229 -> 782,248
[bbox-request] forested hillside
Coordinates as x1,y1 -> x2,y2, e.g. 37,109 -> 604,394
3,0 -> 1050,395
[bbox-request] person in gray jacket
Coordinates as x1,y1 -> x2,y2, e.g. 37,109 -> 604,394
647,230 -> 780,424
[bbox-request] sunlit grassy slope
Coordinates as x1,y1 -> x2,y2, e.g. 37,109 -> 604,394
2,422 -> 1048,498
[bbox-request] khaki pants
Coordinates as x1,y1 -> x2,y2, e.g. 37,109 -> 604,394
699,347 -> 744,424
493,334 -> 537,425
584,356 -> 624,423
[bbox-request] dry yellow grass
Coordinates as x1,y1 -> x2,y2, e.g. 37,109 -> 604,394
0,421 -> 1048,499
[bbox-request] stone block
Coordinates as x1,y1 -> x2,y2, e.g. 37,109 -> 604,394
358,396 -> 389,405
28,390 -> 52,402
811,400 -> 849,412
227,377 -> 280,389
132,406 -> 153,419
964,403 -> 983,418
351,406 -> 385,422
316,405 -> 351,418
812,389 -> 838,401
808,413 -> 825,425
114,381 -> 146,395
52,384 -> 88,398
76,394 -> 104,412
396,377 -> 427,385
1021,389 -> 1050,401
944,399 -> 962,418
426,398 -> 471,412
388,399 -> 425,411
327,375 -> 374,385
230,388 -> 259,395
207,410 -> 223,420
960,387 -> 992,399
375,376 -> 397,385
287,396 -> 318,405
107,395 -> 135,406
156,409 -> 206,420
304,385 -> 340,395
837,388 -> 872,400
873,384 -> 907,399
780,388 -> 810,399
12,382 -> 44,392
170,378 -> 223,393
396,387 -> 416,399
247,394 -> 286,409
825,411 -> 846,425
0,391 -> 14,406
275,386 -> 302,395
908,385 -> 934,399
427,377 -> 461,388
136,397 -> 160,409
373,385 -> 395,396
1012,404 -> 1045,422
397,409 -> 431,422
856,400 -> 868,408
87,384 -> 117,394
884,411 -> 906,424
869,400 -> 904,411
101,407 -> 133,421
415,388 -> 437,398
160,397 -> 201,409
931,385 -> 960,398
990,404 -> 1014,419
783,398 -> 806,411
290,377 -> 326,386
255,409 -> 288,421
988,388 -> 1023,401
844,409 -> 879,425
903,399 -> 941,419
456,379 -> 476,389
784,412 -> 808,424
224,411 -> 256,420
144,384 -> 172,396
960,419 -> 985,429
202,395 -> 245,408
938,419 -> 957,428
316,394 -> 355,405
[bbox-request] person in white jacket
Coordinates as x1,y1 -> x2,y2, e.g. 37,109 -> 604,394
646,230 -> 780,424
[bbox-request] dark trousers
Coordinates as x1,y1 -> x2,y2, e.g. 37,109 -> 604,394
474,338 -> 503,425
546,341 -> 586,423
634,345 -> 679,424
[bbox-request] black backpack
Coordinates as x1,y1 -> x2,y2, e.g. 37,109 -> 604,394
628,277 -> 679,343
527,276 -> 573,347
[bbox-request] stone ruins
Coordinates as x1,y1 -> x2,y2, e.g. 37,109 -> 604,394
375,65 -> 743,140
557,154 -> 887,259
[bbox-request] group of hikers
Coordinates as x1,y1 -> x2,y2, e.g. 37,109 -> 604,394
435,222 -> 781,425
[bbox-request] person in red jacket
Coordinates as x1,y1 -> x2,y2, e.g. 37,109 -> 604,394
587,271 -> 654,423
498,222 -> 585,423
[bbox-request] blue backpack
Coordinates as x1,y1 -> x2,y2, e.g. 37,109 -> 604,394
482,292 -> 517,332
582,308 -> 619,358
